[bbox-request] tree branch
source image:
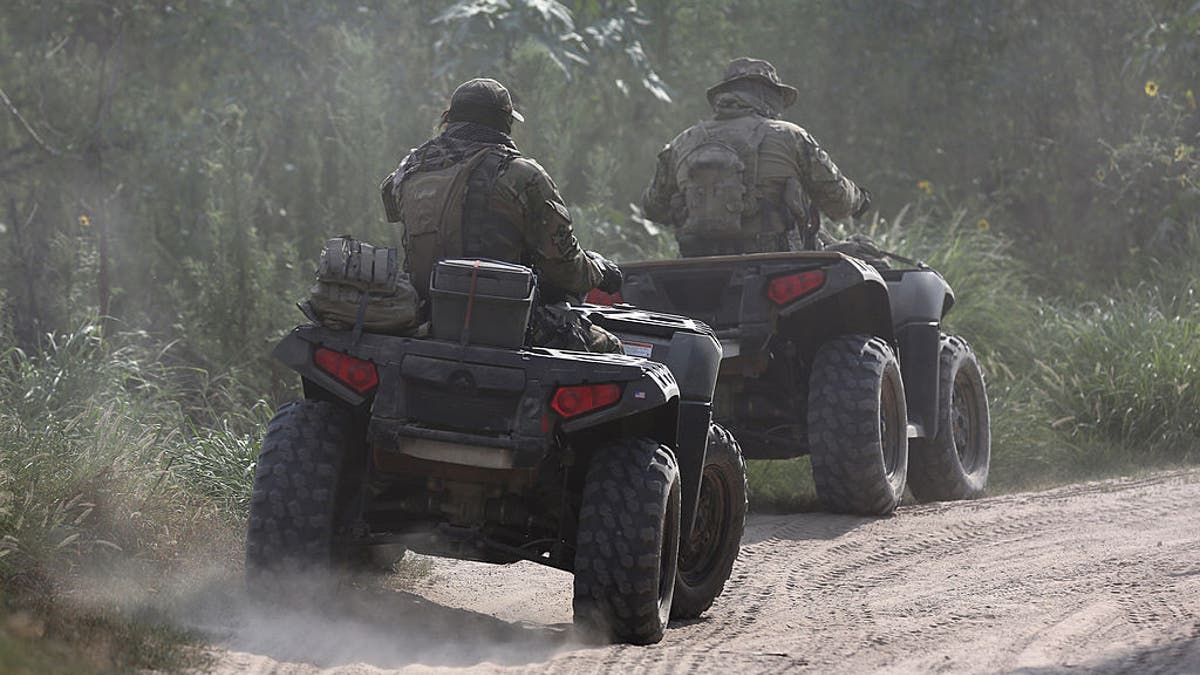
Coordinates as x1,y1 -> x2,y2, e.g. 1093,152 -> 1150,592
0,87 -> 62,157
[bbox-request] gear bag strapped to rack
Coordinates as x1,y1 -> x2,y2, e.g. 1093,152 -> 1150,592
302,236 -> 421,336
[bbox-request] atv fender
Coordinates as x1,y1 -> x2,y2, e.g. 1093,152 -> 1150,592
884,269 -> 955,439
559,366 -> 680,435
273,330 -> 371,407
587,308 -> 723,540
775,256 -> 894,342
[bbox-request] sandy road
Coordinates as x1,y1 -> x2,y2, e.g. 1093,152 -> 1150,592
212,470 -> 1200,674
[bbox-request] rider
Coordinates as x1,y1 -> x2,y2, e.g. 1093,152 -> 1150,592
642,57 -> 873,257
381,78 -> 623,352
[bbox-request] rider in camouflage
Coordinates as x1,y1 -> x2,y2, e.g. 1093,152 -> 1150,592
381,78 -> 623,352
642,58 -> 872,257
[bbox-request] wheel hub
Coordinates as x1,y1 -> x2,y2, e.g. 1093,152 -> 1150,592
879,378 -> 903,479
951,373 -> 978,470
679,467 -> 729,584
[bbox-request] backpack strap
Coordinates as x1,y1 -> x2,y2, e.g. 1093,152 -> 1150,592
740,119 -> 772,214
395,147 -> 495,295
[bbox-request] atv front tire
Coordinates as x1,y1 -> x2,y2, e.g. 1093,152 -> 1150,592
808,334 -> 909,515
908,334 -> 991,501
245,400 -> 358,601
672,423 -> 747,619
573,438 -> 681,645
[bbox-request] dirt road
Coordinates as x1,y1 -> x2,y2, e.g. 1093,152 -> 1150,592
211,470 -> 1200,674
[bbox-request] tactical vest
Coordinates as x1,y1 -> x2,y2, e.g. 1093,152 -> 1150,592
396,147 -> 521,297
673,118 -> 771,239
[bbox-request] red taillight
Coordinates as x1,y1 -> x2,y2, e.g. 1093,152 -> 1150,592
767,269 -> 825,305
551,383 -> 622,418
314,348 -> 379,393
585,289 -> 624,306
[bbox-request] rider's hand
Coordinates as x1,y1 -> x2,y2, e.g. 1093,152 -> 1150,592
852,187 -> 873,219
588,251 -> 623,294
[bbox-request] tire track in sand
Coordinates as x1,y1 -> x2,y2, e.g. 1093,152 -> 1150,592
208,469 -> 1200,674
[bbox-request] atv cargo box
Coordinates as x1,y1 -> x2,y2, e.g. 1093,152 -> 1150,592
429,258 -> 535,347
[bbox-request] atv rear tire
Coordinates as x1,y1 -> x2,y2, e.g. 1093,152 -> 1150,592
908,334 -> 990,501
245,400 -> 358,601
573,438 -> 681,645
672,423 -> 747,619
808,334 -> 909,515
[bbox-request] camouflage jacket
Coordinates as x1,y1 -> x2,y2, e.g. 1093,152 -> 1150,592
642,105 -> 868,255
391,122 -> 602,299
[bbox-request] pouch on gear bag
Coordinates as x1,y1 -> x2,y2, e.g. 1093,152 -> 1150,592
302,236 -> 421,336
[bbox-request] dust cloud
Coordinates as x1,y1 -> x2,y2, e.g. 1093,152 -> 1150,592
66,556 -> 585,672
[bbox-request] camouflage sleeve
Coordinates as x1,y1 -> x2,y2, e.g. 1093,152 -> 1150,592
512,159 -> 604,295
795,130 -> 866,220
641,144 -> 678,225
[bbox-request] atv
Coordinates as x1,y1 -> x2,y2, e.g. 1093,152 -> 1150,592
246,258 -> 747,645
593,250 -> 990,516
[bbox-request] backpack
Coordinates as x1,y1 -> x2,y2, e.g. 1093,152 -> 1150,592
673,119 -> 771,237
393,148 -> 496,296
302,236 -> 420,336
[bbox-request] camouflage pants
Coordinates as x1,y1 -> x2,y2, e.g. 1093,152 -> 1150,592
529,302 -> 624,354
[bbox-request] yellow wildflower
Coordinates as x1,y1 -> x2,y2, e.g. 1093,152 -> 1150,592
976,218 -> 990,232
1095,167 -> 1106,182
78,215 -> 90,227
1188,89 -> 1197,110
916,180 -> 934,196
1175,145 -> 1191,162
1145,80 -> 1159,97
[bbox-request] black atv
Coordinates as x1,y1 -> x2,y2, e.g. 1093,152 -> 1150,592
246,259 -> 747,645
592,251 -> 990,516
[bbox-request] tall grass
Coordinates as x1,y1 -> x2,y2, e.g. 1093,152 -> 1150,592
1034,286 -> 1200,453
0,323 -> 265,670
0,325 -> 263,584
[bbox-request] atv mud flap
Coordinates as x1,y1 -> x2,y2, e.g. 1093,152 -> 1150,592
676,400 -> 713,537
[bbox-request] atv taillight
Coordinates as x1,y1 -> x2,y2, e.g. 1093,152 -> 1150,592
551,383 -> 622,418
314,348 -> 378,393
767,269 -> 825,305
586,289 -> 624,306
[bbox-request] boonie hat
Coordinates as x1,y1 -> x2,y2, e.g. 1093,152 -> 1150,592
706,57 -> 798,109
449,78 -> 524,123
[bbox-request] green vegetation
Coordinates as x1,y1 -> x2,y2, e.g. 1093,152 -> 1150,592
0,0 -> 1197,663
0,324 -> 251,670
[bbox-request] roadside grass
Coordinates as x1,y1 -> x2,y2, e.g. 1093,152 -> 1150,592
747,458 -> 820,512
0,600 -> 207,674
0,324 -> 258,671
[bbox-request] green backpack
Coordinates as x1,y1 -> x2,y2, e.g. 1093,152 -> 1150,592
673,119 -> 770,237
389,148 -> 495,297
